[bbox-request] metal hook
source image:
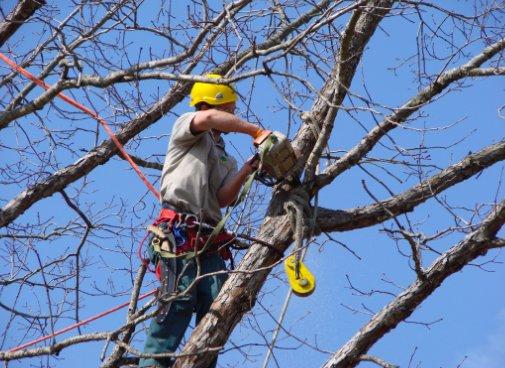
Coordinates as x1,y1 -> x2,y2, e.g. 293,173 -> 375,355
151,237 -> 161,247
185,214 -> 198,228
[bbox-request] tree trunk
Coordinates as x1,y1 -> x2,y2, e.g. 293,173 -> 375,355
173,2 -> 395,367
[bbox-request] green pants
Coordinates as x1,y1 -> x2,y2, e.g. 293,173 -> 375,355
139,253 -> 228,368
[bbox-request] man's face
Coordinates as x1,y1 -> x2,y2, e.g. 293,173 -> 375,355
205,102 -> 236,136
215,101 -> 236,115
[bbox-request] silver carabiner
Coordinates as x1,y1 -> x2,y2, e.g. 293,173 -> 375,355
185,214 -> 198,228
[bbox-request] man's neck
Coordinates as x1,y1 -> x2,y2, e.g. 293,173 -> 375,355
210,129 -> 222,140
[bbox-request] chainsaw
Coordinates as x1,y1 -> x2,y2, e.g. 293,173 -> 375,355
253,130 -> 297,186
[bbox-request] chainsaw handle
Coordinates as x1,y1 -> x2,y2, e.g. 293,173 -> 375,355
245,153 -> 260,169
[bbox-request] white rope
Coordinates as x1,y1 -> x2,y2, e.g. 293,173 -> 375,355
263,180 -> 319,367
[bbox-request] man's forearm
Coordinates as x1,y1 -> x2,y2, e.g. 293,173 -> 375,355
192,109 -> 259,136
217,164 -> 254,207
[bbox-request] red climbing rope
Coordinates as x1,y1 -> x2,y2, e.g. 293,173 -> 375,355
0,52 -> 160,200
9,289 -> 157,352
0,53 -> 162,351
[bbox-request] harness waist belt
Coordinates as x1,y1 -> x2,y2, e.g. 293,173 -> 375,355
152,208 -> 234,260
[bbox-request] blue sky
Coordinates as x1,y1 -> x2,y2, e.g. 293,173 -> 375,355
1,1 -> 504,367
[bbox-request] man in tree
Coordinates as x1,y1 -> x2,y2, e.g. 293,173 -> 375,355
139,74 -> 267,368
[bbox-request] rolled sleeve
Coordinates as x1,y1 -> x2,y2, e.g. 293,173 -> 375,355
170,112 -> 202,147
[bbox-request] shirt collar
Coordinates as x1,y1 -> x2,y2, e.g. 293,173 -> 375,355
209,131 -> 225,149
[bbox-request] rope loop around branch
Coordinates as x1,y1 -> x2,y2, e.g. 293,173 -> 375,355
283,187 -> 311,278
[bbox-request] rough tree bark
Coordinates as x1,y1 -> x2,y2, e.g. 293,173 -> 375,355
0,0 -> 46,47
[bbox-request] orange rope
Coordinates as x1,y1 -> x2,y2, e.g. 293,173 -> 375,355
0,53 -> 163,352
0,52 -> 161,200
9,289 -> 157,352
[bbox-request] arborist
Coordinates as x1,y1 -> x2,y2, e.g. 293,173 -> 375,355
138,74 -> 270,368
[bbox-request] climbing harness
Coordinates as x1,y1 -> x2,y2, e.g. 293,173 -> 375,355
144,207 -> 238,322
146,208 -> 235,263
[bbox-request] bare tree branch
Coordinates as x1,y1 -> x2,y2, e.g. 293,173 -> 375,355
315,140 -> 505,232
360,354 -> 399,368
322,201 -> 505,367
314,37 -> 505,189
0,0 -> 46,47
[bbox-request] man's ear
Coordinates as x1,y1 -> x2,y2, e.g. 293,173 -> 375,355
196,102 -> 210,111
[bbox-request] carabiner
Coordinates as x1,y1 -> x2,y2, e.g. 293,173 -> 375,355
184,214 -> 198,228
151,237 -> 161,247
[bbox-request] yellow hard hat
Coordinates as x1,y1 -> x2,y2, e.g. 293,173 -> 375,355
189,74 -> 237,107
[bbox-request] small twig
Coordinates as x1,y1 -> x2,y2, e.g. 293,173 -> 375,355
360,354 -> 399,368
361,180 -> 426,280
325,232 -> 362,260
117,154 -> 163,170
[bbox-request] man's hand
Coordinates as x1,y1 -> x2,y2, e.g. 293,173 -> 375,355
245,154 -> 260,172
252,129 -> 272,146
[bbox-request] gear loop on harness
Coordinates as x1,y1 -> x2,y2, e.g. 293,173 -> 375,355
147,208 -> 235,262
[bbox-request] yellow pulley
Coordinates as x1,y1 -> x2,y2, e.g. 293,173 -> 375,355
284,255 -> 316,297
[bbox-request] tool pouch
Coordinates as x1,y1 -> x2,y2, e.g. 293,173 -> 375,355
147,223 -> 172,264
